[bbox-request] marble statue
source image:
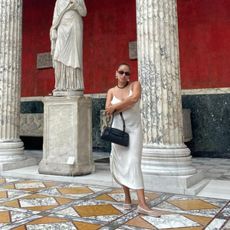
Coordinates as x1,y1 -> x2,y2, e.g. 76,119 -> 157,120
50,0 -> 87,96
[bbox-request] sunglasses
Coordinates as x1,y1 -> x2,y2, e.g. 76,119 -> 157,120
118,70 -> 130,76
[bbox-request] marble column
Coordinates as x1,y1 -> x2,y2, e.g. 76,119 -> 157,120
136,0 -> 196,176
0,0 -> 25,164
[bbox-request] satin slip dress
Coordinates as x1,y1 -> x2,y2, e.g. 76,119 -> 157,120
110,89 -> 144,189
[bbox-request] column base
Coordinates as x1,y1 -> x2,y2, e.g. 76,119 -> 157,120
0,140 -> 38,171
143,170 -> 207,195
0,140 -> 25,162
38,96 -> 95,176
0,157 -> 38,172
142,145 -> 197,176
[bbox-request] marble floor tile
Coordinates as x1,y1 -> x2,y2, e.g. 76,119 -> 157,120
0,188 -> 31,204
118,212 -> 213,229
119,210 -> 228,230
1,194 -> 75,212
205,218 -> 226,230
222,219 -> 230,229
5,215 -> 102,230
157,195 -> 228,218
124,216 -> 158,229
0,177 -> 21,186
141,214 -> 201,229
216,202 -> 230,219
51,200 -> 128,223
0,180 -> 61,193
0,173 -> 229,230
39,184 -> 107,199
0,207 -> 39,229
95,188 -> 161,206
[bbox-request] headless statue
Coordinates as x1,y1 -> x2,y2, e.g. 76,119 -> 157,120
50,0 -> 87,96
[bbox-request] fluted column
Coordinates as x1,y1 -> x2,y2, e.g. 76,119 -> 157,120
0,0 -> 25,162
136,0 -> 196,175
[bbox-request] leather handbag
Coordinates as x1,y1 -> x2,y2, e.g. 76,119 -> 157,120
101,112 -> 129,147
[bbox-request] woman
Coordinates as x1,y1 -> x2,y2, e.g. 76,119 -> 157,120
105,63 -> 161,217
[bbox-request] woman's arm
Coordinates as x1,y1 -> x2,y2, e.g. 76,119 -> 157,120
105,88 -> 114,110
106,81 -> 141,115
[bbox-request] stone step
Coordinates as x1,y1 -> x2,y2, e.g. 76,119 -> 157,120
185,179 -> 210,195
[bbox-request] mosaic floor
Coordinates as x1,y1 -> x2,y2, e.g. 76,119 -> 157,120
0,176 -> 229,230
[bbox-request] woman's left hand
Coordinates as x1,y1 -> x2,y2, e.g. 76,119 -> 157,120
106,105 -> 116,116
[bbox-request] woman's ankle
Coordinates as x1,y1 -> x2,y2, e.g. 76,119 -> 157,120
138,203 -> 151,210
124,199 -> 132,204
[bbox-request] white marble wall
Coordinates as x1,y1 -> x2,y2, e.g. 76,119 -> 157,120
136,0 -> 196,175
0,0 -> 25,162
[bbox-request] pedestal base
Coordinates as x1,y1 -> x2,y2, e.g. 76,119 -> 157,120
38,96 -> 95,176
39,162 -> 94,176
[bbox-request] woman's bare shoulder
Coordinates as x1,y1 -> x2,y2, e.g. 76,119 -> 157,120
107,86 -> 116,93
130,81 -> 141,88
107,86 -> 116,97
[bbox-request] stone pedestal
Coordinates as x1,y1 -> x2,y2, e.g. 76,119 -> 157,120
38,96 -> 95,176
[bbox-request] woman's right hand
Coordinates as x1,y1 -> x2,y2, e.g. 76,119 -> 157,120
106,105 -> 116,116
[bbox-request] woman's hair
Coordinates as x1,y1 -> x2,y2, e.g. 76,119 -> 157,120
118,63 -> 130,70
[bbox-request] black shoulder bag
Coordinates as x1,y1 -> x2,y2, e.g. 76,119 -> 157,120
101,112 -> 129,147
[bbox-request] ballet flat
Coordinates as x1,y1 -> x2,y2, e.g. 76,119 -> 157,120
123,203 -> 132,210
137,205 -> 161,218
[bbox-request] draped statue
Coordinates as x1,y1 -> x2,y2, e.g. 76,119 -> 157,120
50,0 -> 87,96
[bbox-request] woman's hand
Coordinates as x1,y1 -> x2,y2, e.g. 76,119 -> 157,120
106,105 -> 116,116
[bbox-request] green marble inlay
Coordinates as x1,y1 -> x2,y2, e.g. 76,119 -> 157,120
92,98 -> 111,152
20,101 -> 43,113
182,94 -> 230,158
20,94 -> 229,158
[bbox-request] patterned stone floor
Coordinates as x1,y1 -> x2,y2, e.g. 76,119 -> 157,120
0,176 -> 229,229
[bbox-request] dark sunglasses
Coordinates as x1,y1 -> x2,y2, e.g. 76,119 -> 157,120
118,70 -> 130,76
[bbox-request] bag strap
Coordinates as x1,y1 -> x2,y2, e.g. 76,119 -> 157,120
120,112 -> 126,132
109,112 -> 126,132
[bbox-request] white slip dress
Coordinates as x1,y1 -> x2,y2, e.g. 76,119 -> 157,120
110,90 -> 144,189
